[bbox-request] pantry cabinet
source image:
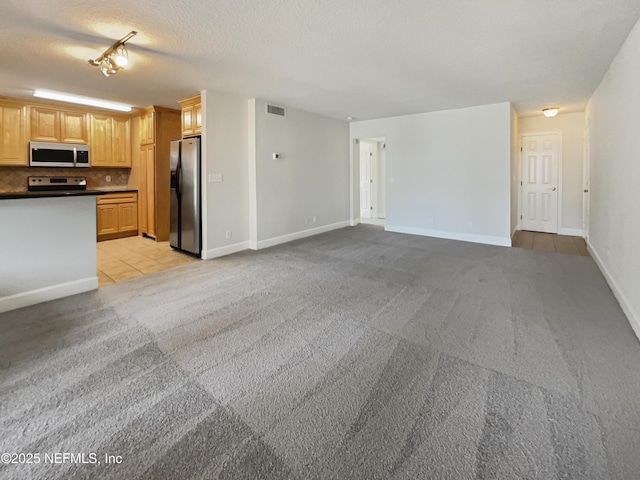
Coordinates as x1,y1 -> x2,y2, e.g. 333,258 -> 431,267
137,106 -> 181,241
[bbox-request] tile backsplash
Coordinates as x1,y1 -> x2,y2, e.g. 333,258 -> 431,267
0,167 -> 132,193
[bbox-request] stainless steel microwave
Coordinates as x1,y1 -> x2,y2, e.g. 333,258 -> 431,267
29,141 -> 90,168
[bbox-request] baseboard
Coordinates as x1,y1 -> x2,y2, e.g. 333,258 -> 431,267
385,225 -> 511,247
256,221 -> 350,250
202,241 -> 250,260
558,227 -> 584,237
0,276 -> 98,314
588,242 -> 640,342
350,218 -> 361,227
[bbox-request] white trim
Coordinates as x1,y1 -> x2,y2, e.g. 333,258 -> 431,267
588,242 -> 640,342
519,132 -> 563,234
0,277 -> 98,314
202,241 -> 250,259
385,225 -> 511,247
200,89 -> 209,254
248,99 -> 258,247
558,227 -> 584,237
361,218 -> 385,227
256,221 -> 350,249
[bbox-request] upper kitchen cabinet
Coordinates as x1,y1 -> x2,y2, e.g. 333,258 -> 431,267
139,108 -> 155,145
177,94 -> 201,138
31,107 -> 88,143
0,100 -> 29,166
89,114 -> 131,168
112,116 -> 131,167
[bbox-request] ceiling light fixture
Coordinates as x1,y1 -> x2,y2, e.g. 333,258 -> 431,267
542,107 -> 559,118
33,89 -> 132,112
88,31 -> 137,77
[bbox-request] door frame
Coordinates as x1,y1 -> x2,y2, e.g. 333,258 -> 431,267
518,131 -> 563,233
352,136 -> 386,225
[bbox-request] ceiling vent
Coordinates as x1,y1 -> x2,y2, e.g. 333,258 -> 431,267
266,104 -> 285,117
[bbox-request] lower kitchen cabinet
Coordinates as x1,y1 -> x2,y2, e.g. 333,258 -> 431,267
97,192 -> 138,241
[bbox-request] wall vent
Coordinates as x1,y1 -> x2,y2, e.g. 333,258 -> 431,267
266,104 -> 286,117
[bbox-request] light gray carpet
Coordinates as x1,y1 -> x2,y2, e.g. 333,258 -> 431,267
1,225 -> 640,480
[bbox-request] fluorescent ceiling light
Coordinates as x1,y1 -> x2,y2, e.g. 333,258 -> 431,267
33,89 -> 132,112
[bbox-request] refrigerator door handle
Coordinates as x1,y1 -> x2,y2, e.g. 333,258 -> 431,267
176,159 -> 181,196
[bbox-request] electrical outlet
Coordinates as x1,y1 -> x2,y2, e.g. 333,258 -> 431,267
312,216 -> 317,223
106,175 -> 111,182
467,221 -> 473,229
225,230 -> 232,239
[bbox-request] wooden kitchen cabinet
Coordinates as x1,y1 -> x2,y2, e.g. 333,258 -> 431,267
60,111 -> 88,143
89,114 -> 112,166
137,107 -> 180,241
31,107 -> 88,143
89,114 -> 131,167
177,94 -> 201,138
0,101 -> 29,165
139,109 -> 155,145
97,203 -> 118,235
97,192 -> 138,241
140,144 -> 156,237
112,116 -> 131,167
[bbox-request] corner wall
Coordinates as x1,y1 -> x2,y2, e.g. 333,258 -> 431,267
519,112 -> 585,235
201,90 -> 250,259
585,17 -> 640,340
249,100 -> 350,248
350,102 -> 512,246
510,107 -> 519,236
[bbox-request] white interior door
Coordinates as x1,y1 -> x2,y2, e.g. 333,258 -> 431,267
583,121 -> 590,240
370,143 -> 378,219
359,142 -> 372,219
378,142 -> 386,219
521,134 -> 560,233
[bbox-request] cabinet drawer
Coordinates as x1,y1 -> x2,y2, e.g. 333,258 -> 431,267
97,192 -> 138,205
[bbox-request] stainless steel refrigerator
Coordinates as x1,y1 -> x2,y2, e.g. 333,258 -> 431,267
170,137 -> 201,255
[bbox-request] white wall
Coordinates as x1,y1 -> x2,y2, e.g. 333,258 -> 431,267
510,106 -> 519,236
519,112 -> 585,235
585,17 -> 640,339
249,100 -> 350,247
0,196 -> 97,312
350,102 -> 512,246
201,90 -> 250,259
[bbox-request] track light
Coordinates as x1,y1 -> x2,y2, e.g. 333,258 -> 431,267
89,31 -> 137,77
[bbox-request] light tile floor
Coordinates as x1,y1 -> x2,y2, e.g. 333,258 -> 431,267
97,236 -> 199,287
512,230 -> 589,256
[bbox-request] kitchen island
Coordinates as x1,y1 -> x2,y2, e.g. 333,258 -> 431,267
0,191 -> 104,313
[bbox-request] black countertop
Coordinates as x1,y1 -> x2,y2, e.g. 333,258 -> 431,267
0,190 -> 107,200
97,188 -> 138,193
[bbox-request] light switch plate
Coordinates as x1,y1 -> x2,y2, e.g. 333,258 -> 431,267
208,173 -> 223,183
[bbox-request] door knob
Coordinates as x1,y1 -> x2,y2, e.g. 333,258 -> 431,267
551,187 -> 557,191
583,189 -> 589,193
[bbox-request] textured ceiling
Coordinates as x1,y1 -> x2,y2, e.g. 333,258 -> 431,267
1,0 -> 639,120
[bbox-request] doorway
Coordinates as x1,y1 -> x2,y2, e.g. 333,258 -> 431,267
520,133 -> 561,233
357,137 -> 386,226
